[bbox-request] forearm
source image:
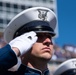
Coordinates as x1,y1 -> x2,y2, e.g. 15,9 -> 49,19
0,44 -> 17,71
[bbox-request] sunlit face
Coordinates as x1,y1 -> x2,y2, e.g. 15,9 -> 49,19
31,33 -> 54,60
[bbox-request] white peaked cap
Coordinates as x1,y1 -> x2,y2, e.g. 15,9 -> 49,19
4,7 -> 57,43
54,58 -> 76,75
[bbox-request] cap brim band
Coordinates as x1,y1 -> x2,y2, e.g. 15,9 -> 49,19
14,20 -> 55,38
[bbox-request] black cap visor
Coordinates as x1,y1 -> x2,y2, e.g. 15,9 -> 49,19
14,21 -> 55,38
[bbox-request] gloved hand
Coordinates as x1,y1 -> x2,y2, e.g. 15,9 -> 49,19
9,31 -> 38,55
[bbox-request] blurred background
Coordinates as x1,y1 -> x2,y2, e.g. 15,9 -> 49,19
0,0 -> 76,74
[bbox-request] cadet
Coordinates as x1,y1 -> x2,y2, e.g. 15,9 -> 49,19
0,7 -> 57,75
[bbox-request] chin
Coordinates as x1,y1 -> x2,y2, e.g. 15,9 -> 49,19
43,53 -> 52,58
45,57 -> 52,60
42,55 -> 52,61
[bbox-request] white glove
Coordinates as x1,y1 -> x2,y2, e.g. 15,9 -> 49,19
8,57 -> 21,71
9,31 -> 38,55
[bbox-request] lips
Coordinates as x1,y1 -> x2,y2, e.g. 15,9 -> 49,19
42,47 -> 51,52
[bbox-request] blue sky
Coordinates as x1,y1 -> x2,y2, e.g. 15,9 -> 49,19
55,0 -> 76,47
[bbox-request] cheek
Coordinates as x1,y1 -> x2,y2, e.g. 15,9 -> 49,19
50,45 -> 54,54
50,45 -> 54,50
31,43 -> 41,55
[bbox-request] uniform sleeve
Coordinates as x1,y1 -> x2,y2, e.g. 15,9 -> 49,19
0,44 -> 17,71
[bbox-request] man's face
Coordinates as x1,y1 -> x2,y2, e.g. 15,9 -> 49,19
31,33 -> 54,60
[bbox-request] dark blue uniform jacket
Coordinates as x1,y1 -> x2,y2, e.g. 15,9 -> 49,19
0,44 -> 49,75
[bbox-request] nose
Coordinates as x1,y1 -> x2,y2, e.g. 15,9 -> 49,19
44,37 -> 51,42
43,37 -> 53,46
